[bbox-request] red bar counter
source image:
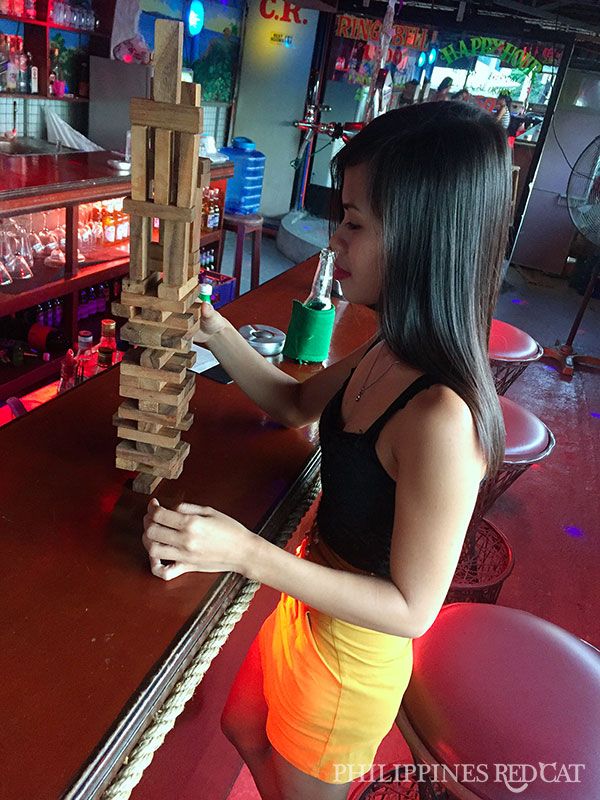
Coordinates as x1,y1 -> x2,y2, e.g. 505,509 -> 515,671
0,256 -> 376,799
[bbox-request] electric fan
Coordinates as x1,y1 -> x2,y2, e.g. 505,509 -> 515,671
544,135 -> 600,375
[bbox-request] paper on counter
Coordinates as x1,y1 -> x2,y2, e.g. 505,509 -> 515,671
189,343 -> 219,374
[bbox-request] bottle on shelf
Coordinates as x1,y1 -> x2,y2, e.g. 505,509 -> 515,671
74,330 -> 96,384
58,349 -> 76,393
95,347 -> 113,373
3,313 -> 70,355
28,55 -> 38,95
87,285 -> 97,316
97,318 -> 117,365
52,298 -> 63,327
77,288 -> 89,321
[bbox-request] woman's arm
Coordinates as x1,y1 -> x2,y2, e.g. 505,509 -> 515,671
196,302 -> 375,428
143,385 -> 483,638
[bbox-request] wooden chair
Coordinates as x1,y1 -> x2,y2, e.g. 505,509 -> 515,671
216,212 -> 263,298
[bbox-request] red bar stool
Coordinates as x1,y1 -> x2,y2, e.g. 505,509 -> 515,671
446,396 -> 555,604
216,212 -> 263,298
350,604 -> 600,799
489,319 -> 543,395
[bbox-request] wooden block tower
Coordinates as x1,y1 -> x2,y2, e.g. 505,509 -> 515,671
112,19 -> 211,494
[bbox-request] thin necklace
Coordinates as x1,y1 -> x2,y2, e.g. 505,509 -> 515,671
354,347 -> 399,402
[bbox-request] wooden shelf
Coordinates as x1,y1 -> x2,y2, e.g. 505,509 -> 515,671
0,12 -> 46,26
0,257 -> 129,317
0,12 -> 110,36
0,352 -> 62,401
200,229 -> 222,246
48,23 -> 110,37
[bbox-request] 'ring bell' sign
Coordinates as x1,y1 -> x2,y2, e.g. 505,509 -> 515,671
440,38 -> 546,75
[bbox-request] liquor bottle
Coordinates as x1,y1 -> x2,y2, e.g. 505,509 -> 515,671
97,318 -> 117,364
101,282 -> 110,310
4,316 -> 69,354
87,286 -> 97,316
26,52 -> 38,93
95,347 -> 113,373
96,283 -> 107,314
212,189 -> 221,228
52,297 -> 63,327
102,206 -> 116,245
6,41 -> 19,93
77,288 -> 88,320
202,188 -> 210,230
17,44 -> 28,94
58,349 -> 76,393
74,330 -> 96,383
304,248 -> 335,310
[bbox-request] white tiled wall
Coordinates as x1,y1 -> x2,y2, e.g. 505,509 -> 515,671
0,96 -> 228,147
0,97 -> 86,140
203,103 -> 230,148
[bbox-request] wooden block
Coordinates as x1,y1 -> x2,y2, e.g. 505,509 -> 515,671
120,320 -> 198,351
122,272 -> 160,295
152,20 -> 184,104
139,399 -> 160,413
120,285 -> 198,314
111,301 -> 137,319
130,125 -> 148,201
128,214 -> 150,282
130,310 -> 197,332
181,81 -> 201,106
120,454 -> 186,481
117,439 -> 190,468
141,308 -> 170,323
130,98 -> 202,135
115,417 -> 182,448
177,133 -> 200,208
117,399 -> 192,428
123,198 -> 195,224
121,356 -> 187,386
162,220 -> 190,287
119,374 -> 195,406
132,473 -> 163,494
140,348 -> 171,370
154,129 -> 173,206
120,373 -> 167,391
198,157 -> 211,182
120,322 -> 164,348
157,274 -> 198,301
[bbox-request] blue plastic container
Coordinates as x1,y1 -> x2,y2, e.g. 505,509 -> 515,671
219,137 -> 266,215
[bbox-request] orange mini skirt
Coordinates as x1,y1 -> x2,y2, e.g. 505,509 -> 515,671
257,534 -> 413,785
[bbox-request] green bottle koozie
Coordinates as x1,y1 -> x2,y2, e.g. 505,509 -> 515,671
283,300 -> 336,363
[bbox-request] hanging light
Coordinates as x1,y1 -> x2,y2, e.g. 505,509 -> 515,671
187,0 -> 205,36
417,51 -> 427,68
428,47 -> 438,65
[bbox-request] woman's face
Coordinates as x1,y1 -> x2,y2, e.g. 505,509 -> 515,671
329,163 -> 382,307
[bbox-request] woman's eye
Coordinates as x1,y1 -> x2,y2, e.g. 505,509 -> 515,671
344,221 -> 360,231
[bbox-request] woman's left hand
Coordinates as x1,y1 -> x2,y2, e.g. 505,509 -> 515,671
142,499 -> 257,581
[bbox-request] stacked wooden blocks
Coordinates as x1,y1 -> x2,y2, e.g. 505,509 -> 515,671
112,19 -> 211,494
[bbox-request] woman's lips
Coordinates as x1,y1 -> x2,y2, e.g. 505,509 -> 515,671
334,265 -> 351,280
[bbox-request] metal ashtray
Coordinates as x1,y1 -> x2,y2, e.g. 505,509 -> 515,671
239,324 -> 286,356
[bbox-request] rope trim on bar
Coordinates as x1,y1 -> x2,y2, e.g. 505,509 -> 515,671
102,476 -> 321,800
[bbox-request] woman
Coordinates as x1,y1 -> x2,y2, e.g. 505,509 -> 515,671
495,93 -> 512,131
143,102 -> 511,800
431,76 -> 453,101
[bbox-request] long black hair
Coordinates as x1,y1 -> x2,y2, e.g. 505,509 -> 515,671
331,102 -> 511,475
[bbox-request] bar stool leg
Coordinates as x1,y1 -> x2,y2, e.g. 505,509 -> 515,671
251,227 -> 262,291
233,225 -> 245,298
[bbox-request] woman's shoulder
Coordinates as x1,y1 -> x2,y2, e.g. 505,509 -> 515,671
392,380 -> 479,453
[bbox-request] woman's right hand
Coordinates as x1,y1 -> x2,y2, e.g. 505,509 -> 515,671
195,301 -> 230,346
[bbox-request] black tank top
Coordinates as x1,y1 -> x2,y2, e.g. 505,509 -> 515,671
317,362 -> 437,577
